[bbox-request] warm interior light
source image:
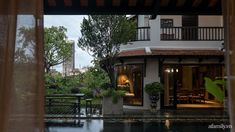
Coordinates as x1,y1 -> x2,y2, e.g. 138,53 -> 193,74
176,69 -> 179,72
117,74 -> 129,85
165,68 -> 170,73
124,66 -> 127,70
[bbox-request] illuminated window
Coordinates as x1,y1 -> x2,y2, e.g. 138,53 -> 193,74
116,64 -> 143,106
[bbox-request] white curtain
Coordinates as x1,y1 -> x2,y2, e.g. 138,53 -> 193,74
0,0 -> 44,131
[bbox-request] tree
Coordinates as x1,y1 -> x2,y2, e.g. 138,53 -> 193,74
15,26 -> 36,63
83,65 -> 110,89
17,26 -> 72,72
78,15 -> 136,88
44,26 -> 72,73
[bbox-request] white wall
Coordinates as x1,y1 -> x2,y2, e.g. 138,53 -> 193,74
144,59 -> 160,109
199,16 -> 223,27
160,15 -> 223,27
138,15 -> 145,27
120,15 -> 224,52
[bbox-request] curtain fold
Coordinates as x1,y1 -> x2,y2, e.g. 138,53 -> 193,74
0,0 -> 44,132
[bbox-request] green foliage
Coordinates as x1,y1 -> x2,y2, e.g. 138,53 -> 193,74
78,15 -> 136,58
83,66 -> 110,90
62,75 -> 83,89
80,87 -> 93,98
78,15 -> 136,87
204,77 -> 226,102
45,73 -> 83,95
44,26 -> 73,72
145,82 -> 164,95
45,64 -> 110,97
17,26 -> 72,71
102,89 -> 125,104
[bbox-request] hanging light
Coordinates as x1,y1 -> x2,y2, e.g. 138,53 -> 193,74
165,68 -> 170,73
176,69 -> 179,72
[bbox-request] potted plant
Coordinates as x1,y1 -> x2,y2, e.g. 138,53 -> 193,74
101,84 -> 125,115
145,82 -> 164,109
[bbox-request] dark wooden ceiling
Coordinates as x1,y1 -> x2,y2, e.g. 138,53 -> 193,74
44,0 -> 222,15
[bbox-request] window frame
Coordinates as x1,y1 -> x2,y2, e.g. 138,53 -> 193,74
161,19 -> 174,28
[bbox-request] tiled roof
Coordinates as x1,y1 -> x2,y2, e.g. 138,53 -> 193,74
118,48 -> 224,57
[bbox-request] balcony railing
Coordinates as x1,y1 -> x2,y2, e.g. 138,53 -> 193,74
132,27 -> 150,41
161,27 -> 224,41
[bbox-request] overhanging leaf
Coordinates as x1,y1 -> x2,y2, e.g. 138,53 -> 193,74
204,77 -> 224,102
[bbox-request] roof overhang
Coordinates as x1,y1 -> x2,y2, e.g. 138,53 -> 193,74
118,48 -> 224,58
44,0 -> 222,15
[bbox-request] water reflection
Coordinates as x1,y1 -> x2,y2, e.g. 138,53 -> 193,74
46,119 -> 230,132
46,120 -> 103,132
165,119 -> 170,129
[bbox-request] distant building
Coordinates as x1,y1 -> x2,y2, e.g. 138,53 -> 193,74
49,69 -> 62,76
70,68 -> 81,76
63,40 -> 75,76
79,67 -> 88,73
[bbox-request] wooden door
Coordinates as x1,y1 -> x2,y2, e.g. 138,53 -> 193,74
182,15 -> 198,40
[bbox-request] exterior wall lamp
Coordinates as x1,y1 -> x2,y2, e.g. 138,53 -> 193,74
165,68 -> 178,73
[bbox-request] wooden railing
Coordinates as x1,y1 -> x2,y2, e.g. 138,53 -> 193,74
161,27 -> 224,41
45,94 -> 84,118
132,27 -> 150,41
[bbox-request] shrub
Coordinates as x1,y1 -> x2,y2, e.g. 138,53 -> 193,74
102,89 -> 125,104
145,82 -> 164,95
80,87 -> 93,98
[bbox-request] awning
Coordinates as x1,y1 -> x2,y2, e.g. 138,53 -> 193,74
118,48 -> 224,57
44,0 -> 222,15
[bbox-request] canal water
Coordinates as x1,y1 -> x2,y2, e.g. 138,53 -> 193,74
45,119 -> 231,132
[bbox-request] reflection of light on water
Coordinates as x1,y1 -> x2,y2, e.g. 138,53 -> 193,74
123,119 -> 136,123
164,112 -> 170,118
164,112 -> 171,129
165,119 -> 170,129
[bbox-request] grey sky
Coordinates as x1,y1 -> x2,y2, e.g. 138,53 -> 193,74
44,15 -> 93,71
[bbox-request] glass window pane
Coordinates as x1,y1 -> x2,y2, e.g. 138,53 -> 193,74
116,64 -> 143,106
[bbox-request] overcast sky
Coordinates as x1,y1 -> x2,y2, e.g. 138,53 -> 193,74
44,15 -> 93,71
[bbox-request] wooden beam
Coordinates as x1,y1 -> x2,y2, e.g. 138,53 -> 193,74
80,0 -> 88,7
64,0 -> 72,6
112,0 -> 121,6
48,0 -> 56,6
208,0 -> 218,7
176,0 -> 186,7
96,0 -> 104,6
160,0 -> 170,7
192,0 -> 202,7
145,0 -> 153,6
128,0 -> 137,7
44,0 -> 222,15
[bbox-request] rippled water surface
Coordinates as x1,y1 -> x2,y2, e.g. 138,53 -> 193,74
46,119 -> 231,132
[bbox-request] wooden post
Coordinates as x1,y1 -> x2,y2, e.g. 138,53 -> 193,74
223,0 -> 235,130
